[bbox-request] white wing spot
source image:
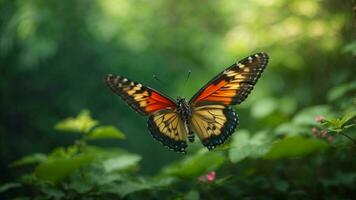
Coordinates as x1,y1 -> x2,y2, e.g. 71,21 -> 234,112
123,78 -> 128,82
130,81 -> 135,86
255,54 -> 260,58
237,63 -> 245,68
248,57 -> 253,63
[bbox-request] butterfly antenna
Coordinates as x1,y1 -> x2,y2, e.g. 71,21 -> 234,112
183,70 -> 191,89
153,74 -> 167,87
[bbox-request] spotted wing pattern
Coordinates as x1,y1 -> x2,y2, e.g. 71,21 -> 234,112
190,52 -> 269,107
148,109 -> 188,153
190,105 -> 239,150
106,74 -> 177,116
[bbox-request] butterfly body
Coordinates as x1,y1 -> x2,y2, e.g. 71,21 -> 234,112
176,97 -> 195,142
106,52 -> 269,153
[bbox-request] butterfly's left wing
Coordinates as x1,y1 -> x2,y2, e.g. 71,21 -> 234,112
189,53 -> 268,149
189,52 -> 269,107
190,105 -> 239,150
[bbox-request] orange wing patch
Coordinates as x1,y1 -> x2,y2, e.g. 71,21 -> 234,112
190,52 -> 269,106
106,74 -> 176,115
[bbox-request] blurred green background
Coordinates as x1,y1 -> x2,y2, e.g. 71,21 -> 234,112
1,0 -> 355,199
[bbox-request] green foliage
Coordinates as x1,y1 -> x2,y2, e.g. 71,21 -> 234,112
55,110 -> 99,133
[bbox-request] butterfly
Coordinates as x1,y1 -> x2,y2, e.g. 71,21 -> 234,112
105,52 -> 269,153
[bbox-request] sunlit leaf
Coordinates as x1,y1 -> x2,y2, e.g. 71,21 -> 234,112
34,154 -> 94,182
9,153 -> 47,167
160,150 -> 225,178
54,110 -> 99,133
88,125 -> 125,140
103,153 -> 141,173
264,136 -> 329,159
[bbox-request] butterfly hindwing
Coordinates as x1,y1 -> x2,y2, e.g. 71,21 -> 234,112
189,52 -> 269,106
148,109 -> 188,153
190,105 -> 239,150
106,74 -> 177,115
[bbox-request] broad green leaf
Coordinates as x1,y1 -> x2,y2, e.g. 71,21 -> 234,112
0,182 -> 21,193
264,136 -> 329,159
161,150 -> 225,178
88,125 -> 125,140
292,105 -> 333,126
9,153 -> 47,167
103,153 -> 141,172
229,130 -> 271,163
54,110 -> 98,133
35,154 -> 94,182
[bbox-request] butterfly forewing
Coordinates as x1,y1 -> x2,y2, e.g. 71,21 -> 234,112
190,105 -> 239,150
189,52 -> 269,107
105,74 -> 177,115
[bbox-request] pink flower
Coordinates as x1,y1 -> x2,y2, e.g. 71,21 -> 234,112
315,115 -> 325,123
198,171 -> 216,183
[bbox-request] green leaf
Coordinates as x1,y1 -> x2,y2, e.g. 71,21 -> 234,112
161,150 -> 225,178
9,153 -> 47,167
103,153 -> 141,173
264,136 -> 329,159
0,182 -> 21,193
229,130 -> 271,163
88,125 -> 125,140
340,111 -> 356,127
54,109 -> 99,133
35,154 -> 94,182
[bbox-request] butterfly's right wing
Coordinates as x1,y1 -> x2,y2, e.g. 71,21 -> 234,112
148,109 -> 188,153
105,74 -> 177,116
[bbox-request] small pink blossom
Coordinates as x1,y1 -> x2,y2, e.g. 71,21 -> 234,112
198,171 -> 216,183
315,115 -> 325,123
